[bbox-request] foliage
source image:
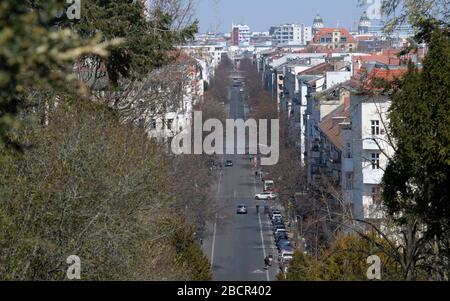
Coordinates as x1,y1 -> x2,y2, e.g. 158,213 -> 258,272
166,219 -> 213,281
0,101 -> 214,280
283,234 -> 406,281
382,29 -> 450,279
0,0 -> 113,149
69,0 -> 198,85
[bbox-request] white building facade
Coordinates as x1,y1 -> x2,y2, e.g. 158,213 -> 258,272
341,92 -> 394,220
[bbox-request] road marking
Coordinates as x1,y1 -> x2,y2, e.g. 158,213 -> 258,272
258,212 -> 270,281
211,171 -> 222,268
254,174 -> 270,281
252,269 -> 265,274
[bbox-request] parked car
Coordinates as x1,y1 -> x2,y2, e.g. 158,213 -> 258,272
275,233 -> 289,244
225,160 -> 233,167
236,204 -> 247,214
269,209 -> 281,219
271,213 -> 283,223
255,192 -> 277,200
279,249 -> 294,262
277,239 -> 292,252
273,228 -> 287,237
273,218 -> 285,225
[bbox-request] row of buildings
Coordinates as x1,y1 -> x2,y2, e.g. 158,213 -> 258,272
255,45 -> 425,221
229,12 -> 414,48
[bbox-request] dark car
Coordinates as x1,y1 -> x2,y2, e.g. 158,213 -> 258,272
236,204 -> 247,214
277,239 -> 292,252
275,233 -> 289,245
273,221 -> 285,229
225,160 -> 233,167
269,209 -> 281,219
272,216 -> 284,223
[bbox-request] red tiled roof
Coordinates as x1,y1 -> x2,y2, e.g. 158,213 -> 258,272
318,104 -> 350,150
350,66 -> 408,91
312,28 -> 357,44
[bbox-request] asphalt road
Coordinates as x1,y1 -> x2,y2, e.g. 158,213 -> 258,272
203,85 -> 279,281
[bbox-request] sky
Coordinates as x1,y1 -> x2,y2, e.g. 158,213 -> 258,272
194,0 -> 370,33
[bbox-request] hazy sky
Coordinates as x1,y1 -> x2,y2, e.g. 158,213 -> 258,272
195,0 -> 369,33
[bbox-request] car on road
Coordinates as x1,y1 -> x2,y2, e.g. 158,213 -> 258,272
240,88 -> 244,92
225,160 -> 233,167
236,204 -> 247,214
255,192 -> 277,200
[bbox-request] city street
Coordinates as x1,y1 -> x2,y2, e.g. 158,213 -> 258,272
203,86 -> 279,281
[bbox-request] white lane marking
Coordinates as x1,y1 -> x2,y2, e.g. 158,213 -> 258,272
258,211 -> 270,281
254,173 -> 270,281
211,171 -> 222,268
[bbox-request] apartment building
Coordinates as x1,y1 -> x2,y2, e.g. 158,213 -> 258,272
145,54 -> 205,142
271,24 -> 312,46
231,23 -> 251,46
304,85 -> 350,185
341,67 -> 407,221
312,28 -> 357,52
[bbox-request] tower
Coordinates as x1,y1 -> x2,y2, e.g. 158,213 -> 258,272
358,11 -> 371,34
312,13 -> 324,35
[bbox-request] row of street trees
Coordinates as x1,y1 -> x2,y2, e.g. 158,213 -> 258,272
242,0 -> 450,280
0,0 -> 228,280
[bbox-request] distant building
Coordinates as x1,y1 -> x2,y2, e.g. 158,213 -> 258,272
312,14 -> 324,35
231,23 -> 251,46
271,24 -> 312,46
358,11 -> 371,34
312,28 -> 357,52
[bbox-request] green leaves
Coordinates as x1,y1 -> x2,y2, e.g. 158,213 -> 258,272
382,29 -> 450,270
71,1 -> 198,85
0,1 -> 113,149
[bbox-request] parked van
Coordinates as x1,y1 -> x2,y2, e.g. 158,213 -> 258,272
264,180 -> 274,192
279,249 -> 294,262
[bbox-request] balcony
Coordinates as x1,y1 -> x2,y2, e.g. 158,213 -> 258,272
342,158 -> 353,172
363,168 -> 384,184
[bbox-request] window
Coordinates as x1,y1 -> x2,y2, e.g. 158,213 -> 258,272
371,153 -> 380,170
166,119 -> 174,130
371,186 -> 381,205
345,173 -> 353,190
346,143 -> 352,159
371,120 -> 380,135
340,37 -> 347,42
150,119 -> 157,130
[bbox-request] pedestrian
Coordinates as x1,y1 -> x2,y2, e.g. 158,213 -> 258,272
256,204 -> 260,214
264,256 -> 270,270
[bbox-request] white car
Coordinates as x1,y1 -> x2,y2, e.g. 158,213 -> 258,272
255,192 -> 277,200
